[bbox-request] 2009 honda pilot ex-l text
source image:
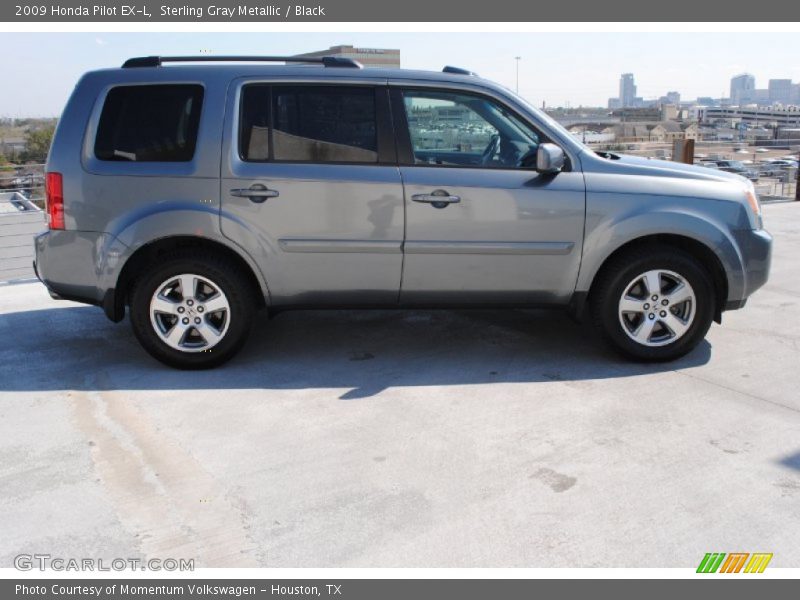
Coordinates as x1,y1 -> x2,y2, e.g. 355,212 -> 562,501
34,55 -> 772,369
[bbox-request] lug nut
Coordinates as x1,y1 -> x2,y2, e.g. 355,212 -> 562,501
649,313 -> 655,320
182,317 -> 189,325
177,306 -> 185,313
662,299 -> 669,306
660,311 -> 667,317
197,306 -> 204,313
186,299 -> 194,306
643,303 -> 650,310
195,317 -> 201,324
651,295 -> 658,301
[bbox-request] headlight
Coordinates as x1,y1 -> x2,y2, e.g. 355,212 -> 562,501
744,183 -> 762,229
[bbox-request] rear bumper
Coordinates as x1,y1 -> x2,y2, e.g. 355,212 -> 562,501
32,258 -> 64,301
34,230 -> 128,320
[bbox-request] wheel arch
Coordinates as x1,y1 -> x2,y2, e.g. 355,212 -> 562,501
105,235 -> 268,322
579,233 -> 730,323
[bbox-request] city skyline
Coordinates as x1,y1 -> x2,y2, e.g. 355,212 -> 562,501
2,32 -> 799,116
608,71 -> 800,110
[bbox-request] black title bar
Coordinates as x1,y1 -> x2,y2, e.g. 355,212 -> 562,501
4,579 -> 799,600
4,0 -> 800,22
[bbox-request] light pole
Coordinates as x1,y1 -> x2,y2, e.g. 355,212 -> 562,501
514,56 -> 521,94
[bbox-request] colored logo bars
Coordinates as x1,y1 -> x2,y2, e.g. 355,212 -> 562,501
697,553 -> 773,573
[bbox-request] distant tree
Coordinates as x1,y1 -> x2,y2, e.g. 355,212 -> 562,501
23,124 -> 56,162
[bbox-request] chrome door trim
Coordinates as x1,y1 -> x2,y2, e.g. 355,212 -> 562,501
279,239 -> 403,253
403,241 -> 575,255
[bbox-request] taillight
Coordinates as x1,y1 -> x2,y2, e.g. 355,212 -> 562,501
45,172 -> 64,230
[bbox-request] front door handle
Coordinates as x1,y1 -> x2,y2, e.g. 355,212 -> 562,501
230,184 -> 280,203
411,190 -> 461,209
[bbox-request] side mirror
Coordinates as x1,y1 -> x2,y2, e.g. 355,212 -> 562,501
536,143 -> 565,174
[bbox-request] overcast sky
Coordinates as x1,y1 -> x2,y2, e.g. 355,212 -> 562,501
2,32 -> 798,116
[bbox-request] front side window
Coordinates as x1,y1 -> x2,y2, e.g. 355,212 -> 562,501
239,85 -> 378,163
402,90 -> 540,169
95,84 -> 203,162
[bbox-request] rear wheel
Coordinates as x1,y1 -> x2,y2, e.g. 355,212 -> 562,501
130,253 -> 255,369
590,246 -> 715,361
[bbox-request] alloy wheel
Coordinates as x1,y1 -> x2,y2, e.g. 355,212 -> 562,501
149,273 -> 231,352
617,269 -> 696,347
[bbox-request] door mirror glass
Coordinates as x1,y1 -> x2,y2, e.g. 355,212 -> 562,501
536,143 -> 565,174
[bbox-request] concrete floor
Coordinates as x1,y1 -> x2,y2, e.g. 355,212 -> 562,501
1,202 -> 799,568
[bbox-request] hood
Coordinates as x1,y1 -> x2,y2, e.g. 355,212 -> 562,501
586,152 -> 750,186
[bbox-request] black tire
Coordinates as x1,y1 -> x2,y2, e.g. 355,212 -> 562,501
590,244 -> 715,362
129,251 -> 256,369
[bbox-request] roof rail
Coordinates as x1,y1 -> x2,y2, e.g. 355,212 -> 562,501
122,55 -> 364,69
443,66 -> 478,76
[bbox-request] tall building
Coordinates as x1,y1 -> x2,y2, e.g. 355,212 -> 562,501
768,79 -> 793,105
619,73 -> 637,108
730,73 -> 755,105
659,91 -> 681,107
293,45 -> 400,68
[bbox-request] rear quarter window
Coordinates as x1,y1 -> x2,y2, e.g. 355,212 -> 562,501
94,84 -> 204,162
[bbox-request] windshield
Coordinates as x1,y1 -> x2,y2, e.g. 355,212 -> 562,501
506,90 -> 588,152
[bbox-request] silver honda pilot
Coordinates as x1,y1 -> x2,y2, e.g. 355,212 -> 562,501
34,56 -> 772,369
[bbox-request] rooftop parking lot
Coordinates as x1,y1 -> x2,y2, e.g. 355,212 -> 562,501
1,202 -> 799,568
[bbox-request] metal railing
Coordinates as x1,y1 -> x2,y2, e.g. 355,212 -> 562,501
0,163 -> 46,207
0,163 -> 45,281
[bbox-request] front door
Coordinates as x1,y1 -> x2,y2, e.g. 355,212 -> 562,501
221,81 -> 404,305
393,87 -> 586,305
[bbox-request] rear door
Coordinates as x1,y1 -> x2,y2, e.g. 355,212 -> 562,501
221,80 -> 404,305
391,85 -> 586,305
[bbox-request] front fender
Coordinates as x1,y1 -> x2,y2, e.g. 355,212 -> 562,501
576,195 -> 747,303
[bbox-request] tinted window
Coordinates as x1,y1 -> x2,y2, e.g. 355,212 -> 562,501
402,90 -> 539,169
239,85 -> 271,161
95,85 -> 203,162
239,85 -> 378,163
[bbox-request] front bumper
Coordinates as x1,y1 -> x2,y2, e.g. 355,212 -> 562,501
725,227 -> 772,310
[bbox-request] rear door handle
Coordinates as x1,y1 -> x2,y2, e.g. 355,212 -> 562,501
230,184 -> 280,203
411,190 -> 461,209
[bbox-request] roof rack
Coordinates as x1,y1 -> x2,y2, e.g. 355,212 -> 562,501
122,55 -> 364,69
442,66 -> 478,76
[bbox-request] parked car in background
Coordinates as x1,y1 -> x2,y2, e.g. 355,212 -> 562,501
711,160 -> 760,181
34,55 -> 772,368
759,159 -> 798,177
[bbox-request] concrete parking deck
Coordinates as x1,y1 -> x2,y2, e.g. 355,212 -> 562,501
1,202 -> 799,568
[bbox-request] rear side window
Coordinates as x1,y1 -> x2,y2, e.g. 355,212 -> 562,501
94,84 -> 204,162
239,85 -> 378,163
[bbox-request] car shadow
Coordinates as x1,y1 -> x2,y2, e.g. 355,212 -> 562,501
777,450 -> 800,473
0,305 -> 711,399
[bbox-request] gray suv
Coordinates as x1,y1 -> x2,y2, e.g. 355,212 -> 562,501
34,56 -> 772,369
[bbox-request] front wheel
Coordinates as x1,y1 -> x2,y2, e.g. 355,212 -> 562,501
130,253 -> 255,369
590,246 -> 716,361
